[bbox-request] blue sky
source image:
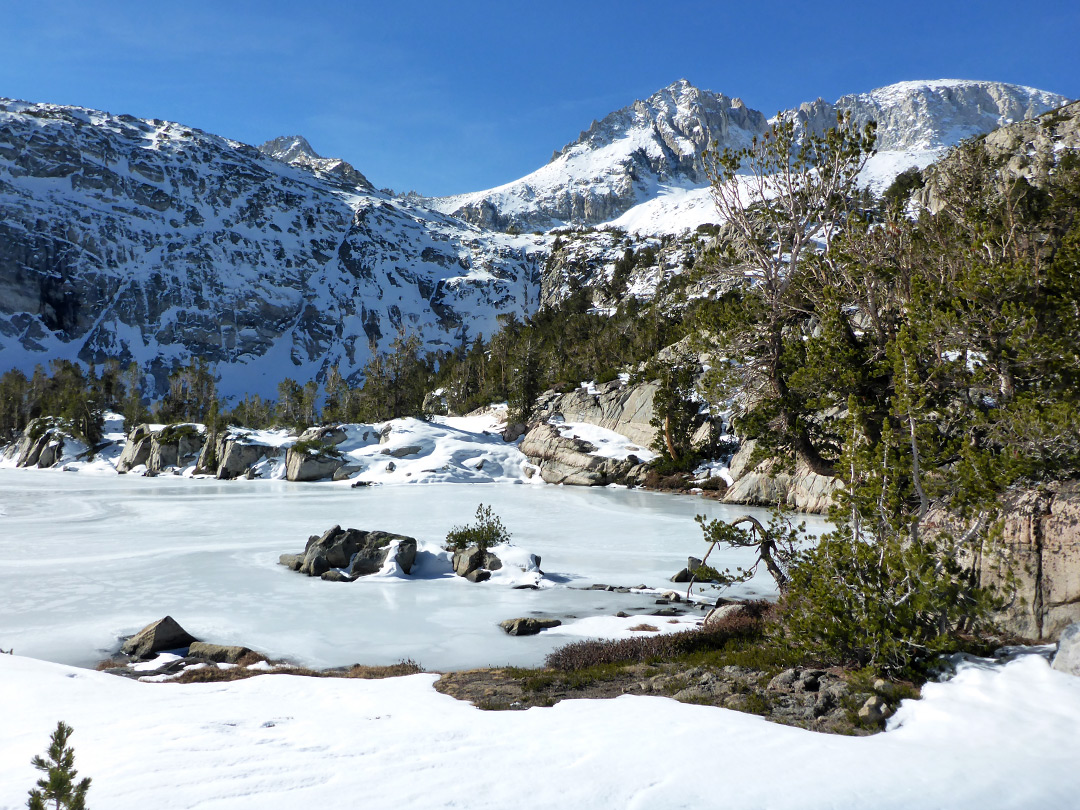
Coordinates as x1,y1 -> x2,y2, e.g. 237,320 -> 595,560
4,1 -> 1077,196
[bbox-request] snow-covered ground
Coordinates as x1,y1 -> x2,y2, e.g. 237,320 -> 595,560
1,652 -> 1077,809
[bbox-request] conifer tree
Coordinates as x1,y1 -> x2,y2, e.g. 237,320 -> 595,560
27,721 -> 91,810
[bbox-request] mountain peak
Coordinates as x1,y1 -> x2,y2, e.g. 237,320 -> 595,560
555,80 -> 766,161
259,134 -> 322,163
258,134 -> 372,191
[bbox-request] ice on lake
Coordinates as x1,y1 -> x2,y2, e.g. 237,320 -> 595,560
0,469 -> 829,669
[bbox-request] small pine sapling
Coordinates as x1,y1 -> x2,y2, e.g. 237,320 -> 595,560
27,721 -> 91,810
445,503 -> 512,552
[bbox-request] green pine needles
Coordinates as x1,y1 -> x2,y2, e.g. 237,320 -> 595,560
445,503 -> 512,552
27,721 -> 91,810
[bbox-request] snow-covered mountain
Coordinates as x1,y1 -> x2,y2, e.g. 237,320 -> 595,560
0,99 -> 542,397
427,80 -> 768,232
793,79 -> 1071,193
0,79 -> 1071,395
432,79 -> 1071,234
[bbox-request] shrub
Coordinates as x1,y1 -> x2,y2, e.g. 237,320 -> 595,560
445,503 -> 512,552
545,603 -> 772,671
774,530 -> 1001,677
697,476 -> 726,492
289,438 -> 342,457
156,423 -> 200,444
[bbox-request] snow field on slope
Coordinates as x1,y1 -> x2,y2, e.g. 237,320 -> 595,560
1,653 -> 1077,809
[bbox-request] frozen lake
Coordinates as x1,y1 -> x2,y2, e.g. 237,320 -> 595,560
0,469 -> 829,670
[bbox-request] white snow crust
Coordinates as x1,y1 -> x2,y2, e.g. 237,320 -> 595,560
1,653 -> 1077,809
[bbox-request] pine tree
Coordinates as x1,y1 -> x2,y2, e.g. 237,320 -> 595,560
26,721 -> 91,810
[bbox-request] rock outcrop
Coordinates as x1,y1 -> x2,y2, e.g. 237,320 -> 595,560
280,525 -> 417,580
533,379 -> 658,449
116,424 -> 204,474
919,99 -> 1080,213
285,446 -> 345,482
196,432 -> 281,479
721,439 -> 841,514
519,422 -> 646,486
2,419 -> 69,468
967,482 -> 1080,640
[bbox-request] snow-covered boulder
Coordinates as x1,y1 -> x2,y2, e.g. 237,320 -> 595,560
519,422 -> 647,486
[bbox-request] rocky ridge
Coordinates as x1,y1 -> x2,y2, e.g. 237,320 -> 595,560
790,79 -> 1067,153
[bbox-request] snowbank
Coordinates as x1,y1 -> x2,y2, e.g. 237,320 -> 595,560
0,653 -> 1077,809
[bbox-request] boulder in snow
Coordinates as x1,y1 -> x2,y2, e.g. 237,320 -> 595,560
121,616 -> 199,659
285,446 -> 345,481
452,546 -> 502,578
283,526 -> 418,578
499,617 -> 562,636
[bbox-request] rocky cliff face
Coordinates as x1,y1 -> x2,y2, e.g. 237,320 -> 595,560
0,99 -> 542,396
792,80 -> 1069,152
916,99 -> 1080,214
930,482 -> 1080,641
990,483 -> 1080,640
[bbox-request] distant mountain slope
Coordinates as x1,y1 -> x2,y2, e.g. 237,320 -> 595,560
431,79 -> 1071,234
0,100 -> 542,397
